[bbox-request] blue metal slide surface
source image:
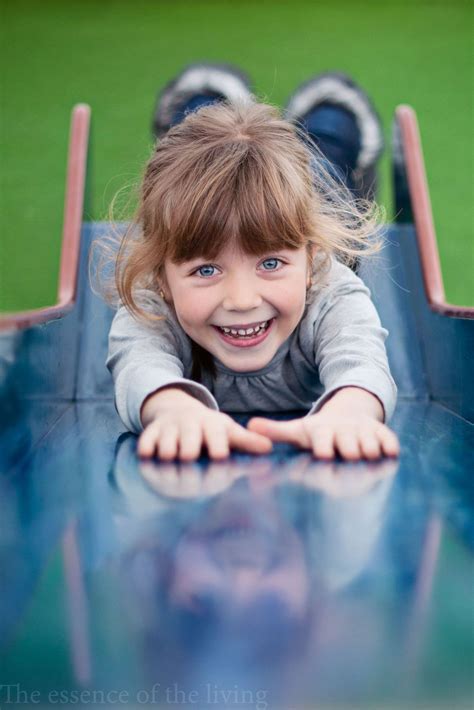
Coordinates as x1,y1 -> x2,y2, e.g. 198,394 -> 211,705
0,112 -> 473,709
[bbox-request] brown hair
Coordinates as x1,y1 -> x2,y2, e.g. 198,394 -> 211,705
91,99 -> 384,376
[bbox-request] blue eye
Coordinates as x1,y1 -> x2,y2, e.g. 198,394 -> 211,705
261,258 -> 281,271
192,258 -> 282,278
195,264 -> 217,278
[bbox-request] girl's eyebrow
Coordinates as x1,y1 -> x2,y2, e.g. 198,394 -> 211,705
179,249 -> 296,270
181,257 -> 215,268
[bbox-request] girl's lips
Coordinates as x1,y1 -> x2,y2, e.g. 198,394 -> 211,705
212,318 -> 275,348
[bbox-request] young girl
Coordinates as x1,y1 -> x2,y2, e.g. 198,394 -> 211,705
105,66 -> 399,463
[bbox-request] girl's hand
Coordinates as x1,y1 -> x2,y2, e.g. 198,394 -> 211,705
247,411 -> 400,461
138,387 -> 272,461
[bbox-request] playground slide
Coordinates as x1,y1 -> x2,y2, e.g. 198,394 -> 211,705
0,105 -> 472,709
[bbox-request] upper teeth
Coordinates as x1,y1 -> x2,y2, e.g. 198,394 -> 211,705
220,320 -> 269,335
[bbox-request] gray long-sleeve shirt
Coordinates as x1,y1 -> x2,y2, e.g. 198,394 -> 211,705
107,257 -> 397,434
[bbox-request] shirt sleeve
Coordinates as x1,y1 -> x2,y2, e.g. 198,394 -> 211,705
106,292 -> 219,434
305,261 -> 397,422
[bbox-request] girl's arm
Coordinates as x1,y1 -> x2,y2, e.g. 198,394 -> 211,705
107,295 -> 219,434
248,261 -> 399,461
308,264 -> 397,424
318,386 -> 384,421
108,300 -> 272,460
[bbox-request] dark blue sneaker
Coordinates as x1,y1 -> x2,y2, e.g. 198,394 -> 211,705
152,62 -> 254,139
285,72 -> 384,200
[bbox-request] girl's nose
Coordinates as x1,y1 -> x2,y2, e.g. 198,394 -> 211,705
222,276 -> 263,312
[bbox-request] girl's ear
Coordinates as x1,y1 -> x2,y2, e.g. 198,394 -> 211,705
158,266 -> 172,303
306,243 -> 317,290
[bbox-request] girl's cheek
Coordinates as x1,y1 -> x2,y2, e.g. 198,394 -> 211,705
277,284 -> 306,310
173,288 -> 201,312
176,298 -> 210,324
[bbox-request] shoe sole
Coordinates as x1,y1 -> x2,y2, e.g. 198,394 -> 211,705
153,62 -> 254,138
285,71 -> 384,172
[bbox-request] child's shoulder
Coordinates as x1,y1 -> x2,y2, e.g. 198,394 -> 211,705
131,288 -> 172,316
112,289 -> 174,334
113,288 -> 189,348
307,255 -> 369,305
296,256 -> 372,347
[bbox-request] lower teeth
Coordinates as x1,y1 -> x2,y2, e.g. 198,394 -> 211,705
228,332 -> 259,339
220,321 -> 270,338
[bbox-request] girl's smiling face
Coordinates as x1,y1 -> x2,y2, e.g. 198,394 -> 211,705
164,241 -> 312,372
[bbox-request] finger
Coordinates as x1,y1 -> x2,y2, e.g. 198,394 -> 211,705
158,424 -> 179,461
178,423 -> 204,462
359,430 -> 382,460
334,431 -> 361,461
247,417 -> 307,447
311,427 -> 336,460
228,421 -> 273,454
379,426 -> 400,457
137,421 -> 160,458
203,422 -> 230,460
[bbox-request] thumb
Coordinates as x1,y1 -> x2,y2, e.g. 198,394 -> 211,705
247,417 -> 307,446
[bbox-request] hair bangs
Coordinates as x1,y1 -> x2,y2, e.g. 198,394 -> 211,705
161,164 -> 241,263
231,147 -> 311,256
163,144 -> 310,264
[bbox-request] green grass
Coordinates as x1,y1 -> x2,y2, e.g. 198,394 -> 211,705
1,0 -> 473,311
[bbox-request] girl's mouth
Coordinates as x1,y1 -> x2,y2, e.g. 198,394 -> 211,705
212,318 -> 275,348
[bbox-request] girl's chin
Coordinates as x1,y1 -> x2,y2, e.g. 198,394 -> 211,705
213,345 -> 276,372
188,318 -> 283,370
